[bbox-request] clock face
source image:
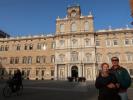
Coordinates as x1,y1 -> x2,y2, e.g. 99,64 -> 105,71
71,11 -> 76,17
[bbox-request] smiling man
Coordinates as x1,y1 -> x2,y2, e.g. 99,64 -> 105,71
110,57 -> 131,100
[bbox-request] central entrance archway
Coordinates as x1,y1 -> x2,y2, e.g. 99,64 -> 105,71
71,66 -> 78,78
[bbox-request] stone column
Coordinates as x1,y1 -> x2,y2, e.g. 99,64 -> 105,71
54,64 -> 57,80
83,64 -> 85,77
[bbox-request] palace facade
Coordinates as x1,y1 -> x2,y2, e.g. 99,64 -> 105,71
0,5 -> 133,80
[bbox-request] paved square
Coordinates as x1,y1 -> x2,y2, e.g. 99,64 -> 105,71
0,80 -> 132,100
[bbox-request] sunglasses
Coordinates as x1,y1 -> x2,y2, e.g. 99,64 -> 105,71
111,59 -> 119,61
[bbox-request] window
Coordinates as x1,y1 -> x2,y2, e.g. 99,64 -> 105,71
36,56 -> 41,63
96,40 -> 100,46
106,40 -> 111,47
107,53 -> 112,63
60,24 -> 64,33
1,45 -> 4,51
71,51 -> 78,61
126,53 -> 133,62
5,45 -> 9,51
42,56 -> 46,63
129,69 -> 133,75
86,53 -> 92,62
84,21 -> 89,31
114,53 -> 120,60
16,44 -> 21,51
113,40 -> 118,46
72,39 -> 78,47
96,54 -> 102,62
51,42 -> 56,49
22,56 -> 27,64
29,44 -> 33,50
42,43 -> 47,50
85,39 -> 91,46
15,57 -> 19,64
37,43 -> 41,50
71,23 -> 76,32
125,39 -> 130,45
28,56 -> 32,64
24,44 -> 28,50
10,57 -> 14,64
51,55 -> 55,63
59,54 -> 65,62
60,40 -> 65,47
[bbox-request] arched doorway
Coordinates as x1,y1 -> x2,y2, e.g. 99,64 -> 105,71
71,66 -> 78,78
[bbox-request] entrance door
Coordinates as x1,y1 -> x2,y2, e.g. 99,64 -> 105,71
71,66 -> 78,78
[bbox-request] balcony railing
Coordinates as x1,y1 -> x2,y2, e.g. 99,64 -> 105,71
55,59 -> 94,64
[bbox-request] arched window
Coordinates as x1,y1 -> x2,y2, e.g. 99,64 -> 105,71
60,24 -> 64,33
84,21 -> 89,31
71,22 -> 76,32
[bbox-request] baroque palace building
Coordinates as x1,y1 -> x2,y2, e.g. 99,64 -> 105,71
0,5 -> 133,80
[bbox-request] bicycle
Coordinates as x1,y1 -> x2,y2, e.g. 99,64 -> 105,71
2,79 -> 23,97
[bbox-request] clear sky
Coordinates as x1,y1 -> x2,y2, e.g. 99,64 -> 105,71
0,0 -> 132,37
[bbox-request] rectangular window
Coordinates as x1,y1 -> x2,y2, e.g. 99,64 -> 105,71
96,41 -> 100,46
125,39 -> 130,45
129,69 -> 133,75
36,56 -> 41,63
113,40 -> 118,46
24,45 -> 27,50
37,43 -> 41,50
127,54 -> 133,62
5,45 -> 9,51
51,42 -> 55,49
16,45 -> 21,51
106,40 -> 111,47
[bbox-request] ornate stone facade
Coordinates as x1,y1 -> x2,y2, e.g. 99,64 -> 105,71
0,5 -> 133,80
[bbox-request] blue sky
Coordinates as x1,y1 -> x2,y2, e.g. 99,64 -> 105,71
0,0 -> 132,37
